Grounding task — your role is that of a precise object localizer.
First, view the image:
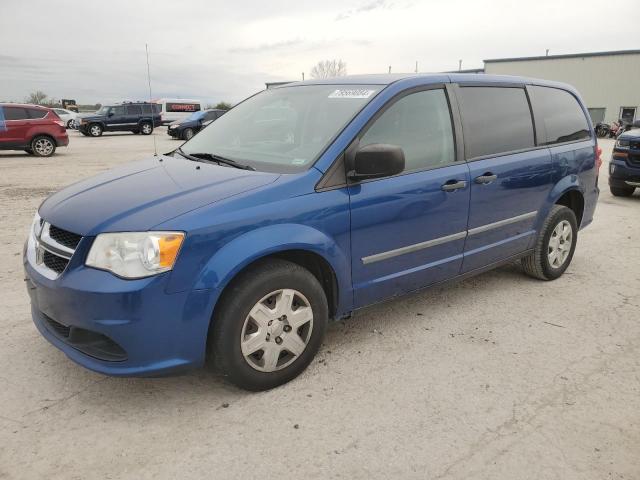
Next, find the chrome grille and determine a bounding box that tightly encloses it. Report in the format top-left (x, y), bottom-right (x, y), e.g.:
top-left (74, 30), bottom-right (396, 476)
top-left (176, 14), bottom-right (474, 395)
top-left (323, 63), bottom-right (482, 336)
top-left (48, 225), bottom-right (82, 249)
top-left (29, 221), bottom-right (81, 278)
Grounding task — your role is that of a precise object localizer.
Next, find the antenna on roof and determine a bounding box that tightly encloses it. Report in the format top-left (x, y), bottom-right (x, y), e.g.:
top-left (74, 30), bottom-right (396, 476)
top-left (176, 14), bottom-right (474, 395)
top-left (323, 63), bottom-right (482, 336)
top-left (145, 43), bottom-right (158, 157)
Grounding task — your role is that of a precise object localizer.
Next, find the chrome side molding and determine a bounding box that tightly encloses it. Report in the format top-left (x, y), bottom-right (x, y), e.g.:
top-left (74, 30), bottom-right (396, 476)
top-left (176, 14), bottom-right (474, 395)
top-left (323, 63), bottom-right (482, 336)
top-left (362, 211), bottom-right (538, 265)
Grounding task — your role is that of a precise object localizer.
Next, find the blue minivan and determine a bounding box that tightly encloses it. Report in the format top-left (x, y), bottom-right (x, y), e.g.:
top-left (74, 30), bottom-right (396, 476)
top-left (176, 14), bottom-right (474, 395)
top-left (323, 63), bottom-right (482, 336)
top-left (24, 74), bottom-right (600, 390)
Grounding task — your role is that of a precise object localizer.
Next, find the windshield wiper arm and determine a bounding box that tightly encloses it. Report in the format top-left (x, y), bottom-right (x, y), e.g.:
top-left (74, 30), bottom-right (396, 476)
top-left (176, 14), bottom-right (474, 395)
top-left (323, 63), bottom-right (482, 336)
top-left (175, 148), bottom-right (254, 170)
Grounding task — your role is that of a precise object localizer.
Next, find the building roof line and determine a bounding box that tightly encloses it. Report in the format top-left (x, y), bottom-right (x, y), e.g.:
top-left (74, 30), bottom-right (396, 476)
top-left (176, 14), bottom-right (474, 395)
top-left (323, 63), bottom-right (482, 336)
top-left (484, 49), bottom-right (640, 63)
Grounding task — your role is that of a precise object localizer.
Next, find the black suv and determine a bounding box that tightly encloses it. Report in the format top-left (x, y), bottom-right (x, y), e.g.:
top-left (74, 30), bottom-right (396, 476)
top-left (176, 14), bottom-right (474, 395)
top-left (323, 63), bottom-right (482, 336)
top-left (78, 102), bottom-right (161, 137)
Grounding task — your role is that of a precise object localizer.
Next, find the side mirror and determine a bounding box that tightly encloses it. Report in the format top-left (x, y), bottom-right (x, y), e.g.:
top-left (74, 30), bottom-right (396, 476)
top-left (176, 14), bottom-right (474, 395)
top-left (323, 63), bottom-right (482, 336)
top-left (348, 143), bottom-right (405, 180)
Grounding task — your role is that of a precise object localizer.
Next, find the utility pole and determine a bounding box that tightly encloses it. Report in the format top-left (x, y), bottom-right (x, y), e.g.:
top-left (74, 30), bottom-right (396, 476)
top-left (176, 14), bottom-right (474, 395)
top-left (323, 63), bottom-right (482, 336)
top-left (388, 65), bottom-right (391, 73)
top-left (302, 72), bottom-right (305, 81)
top-left (458, 59), bottom-right (462, 71)
top-left (546, 49), bottom-right (549, 56)
top-left (415, 61), bottom-right (418, 73)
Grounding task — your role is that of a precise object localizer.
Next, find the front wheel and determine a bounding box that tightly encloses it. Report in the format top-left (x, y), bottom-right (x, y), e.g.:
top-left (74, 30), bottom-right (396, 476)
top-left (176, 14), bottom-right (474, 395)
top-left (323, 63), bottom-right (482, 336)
top-left (182, 128), bottom-right (194, 141)
top-left (521, 205), bottom-right (577, 280)
top-left (210, 259), bottom-right (328, 391)
top-left (610, 185), bottom-right (635, 197)
top-left (88, 123), bottom-right (103, 137)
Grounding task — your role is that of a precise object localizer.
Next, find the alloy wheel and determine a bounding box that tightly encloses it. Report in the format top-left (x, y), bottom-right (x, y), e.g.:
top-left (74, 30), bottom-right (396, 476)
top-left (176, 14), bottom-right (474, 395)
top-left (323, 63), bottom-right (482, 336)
top-left (548, 220), bottom-right (572, 268)
top-left (33, 138), bottom-right (54, 156)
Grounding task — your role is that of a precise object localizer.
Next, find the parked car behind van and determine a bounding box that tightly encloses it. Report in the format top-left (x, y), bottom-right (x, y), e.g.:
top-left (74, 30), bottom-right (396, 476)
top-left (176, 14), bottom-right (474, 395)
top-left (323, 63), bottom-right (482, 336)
top-left (77, 102), bottom-right (161, 137)
top-left (0, 104), bottom-right (68, 156)
top-left (24, 74), bottom-right (599, 390)
top-left (167, 109), bottom-right (226, 140)
top-left (155, 98), bottom-right (202, 125)
top-left (52, 108), bottom-right (78, 129)
top-left (609, 128), bottom-right (640, 196)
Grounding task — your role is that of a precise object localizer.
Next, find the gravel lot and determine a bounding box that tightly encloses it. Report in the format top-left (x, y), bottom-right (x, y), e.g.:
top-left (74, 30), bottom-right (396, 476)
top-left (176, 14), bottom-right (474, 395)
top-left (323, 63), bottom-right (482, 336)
top-left (1, 132), bottom-right (639, 479)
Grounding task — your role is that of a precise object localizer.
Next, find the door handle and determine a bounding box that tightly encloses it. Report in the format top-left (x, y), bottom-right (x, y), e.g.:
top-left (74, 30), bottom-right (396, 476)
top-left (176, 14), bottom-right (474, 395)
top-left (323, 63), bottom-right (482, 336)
top-left (441, 180), bottom-right (467, 192)
top-left (474, 172), bottom-right (497, 184)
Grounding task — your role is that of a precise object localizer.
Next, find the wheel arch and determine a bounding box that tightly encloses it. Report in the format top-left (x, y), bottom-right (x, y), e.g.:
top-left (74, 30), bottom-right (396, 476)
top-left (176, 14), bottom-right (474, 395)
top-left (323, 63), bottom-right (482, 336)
top-left (194, 224), bottom-right (352, 328)
top-left (544, 176), bottom-right (586, 229)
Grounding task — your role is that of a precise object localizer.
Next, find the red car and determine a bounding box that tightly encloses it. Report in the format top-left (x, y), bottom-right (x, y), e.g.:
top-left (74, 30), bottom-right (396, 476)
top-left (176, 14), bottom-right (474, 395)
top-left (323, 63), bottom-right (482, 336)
top-left (0, 104), bottom-right (69, 157)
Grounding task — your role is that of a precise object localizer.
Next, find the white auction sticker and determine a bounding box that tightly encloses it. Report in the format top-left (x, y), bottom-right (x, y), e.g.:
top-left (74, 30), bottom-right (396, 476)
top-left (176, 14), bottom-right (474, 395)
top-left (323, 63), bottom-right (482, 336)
top-left (328, 89), bottom-right (376, 99)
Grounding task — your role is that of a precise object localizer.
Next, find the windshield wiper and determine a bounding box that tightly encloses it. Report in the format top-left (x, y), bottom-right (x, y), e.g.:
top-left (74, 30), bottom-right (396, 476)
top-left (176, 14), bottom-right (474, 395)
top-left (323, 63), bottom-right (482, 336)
top-left (175, 147), bottom-right (255, 170)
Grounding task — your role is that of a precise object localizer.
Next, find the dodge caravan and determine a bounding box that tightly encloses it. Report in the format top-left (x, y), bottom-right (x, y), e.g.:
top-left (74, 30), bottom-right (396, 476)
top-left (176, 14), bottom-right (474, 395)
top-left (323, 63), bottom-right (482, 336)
top-left (24, 74), bottom-right (600, 390)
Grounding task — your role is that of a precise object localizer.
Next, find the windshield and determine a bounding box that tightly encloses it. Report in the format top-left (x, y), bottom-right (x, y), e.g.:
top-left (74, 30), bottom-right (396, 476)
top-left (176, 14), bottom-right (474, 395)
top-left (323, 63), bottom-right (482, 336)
top-left (181, 85), bottom-right (381, 173)
top-left (183, 111), bottom-right (205, 122)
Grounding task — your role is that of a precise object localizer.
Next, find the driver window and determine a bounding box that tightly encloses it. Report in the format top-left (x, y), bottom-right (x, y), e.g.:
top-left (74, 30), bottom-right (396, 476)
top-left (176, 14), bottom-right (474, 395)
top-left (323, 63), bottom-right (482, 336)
top-left (111, 106), bottom-right (125, 116)
top-left (360, 89), bottom-right (455, 171)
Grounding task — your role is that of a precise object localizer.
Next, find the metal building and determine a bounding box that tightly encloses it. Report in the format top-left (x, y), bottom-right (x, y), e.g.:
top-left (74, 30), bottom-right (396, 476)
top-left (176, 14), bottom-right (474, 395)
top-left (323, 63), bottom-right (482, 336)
top-left (483, 49), bottom-right (640, 125)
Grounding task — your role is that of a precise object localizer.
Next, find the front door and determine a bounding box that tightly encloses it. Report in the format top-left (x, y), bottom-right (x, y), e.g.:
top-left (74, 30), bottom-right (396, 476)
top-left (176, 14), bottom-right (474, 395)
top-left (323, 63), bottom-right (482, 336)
top-left (105, 105), bottom-right (126, 131)
top-left (349, 88), bottom-right (470, 307)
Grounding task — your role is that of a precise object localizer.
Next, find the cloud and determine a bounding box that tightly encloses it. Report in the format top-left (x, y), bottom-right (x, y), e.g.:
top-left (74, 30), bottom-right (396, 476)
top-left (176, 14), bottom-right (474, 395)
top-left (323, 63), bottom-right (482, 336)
top-left (336, 0), bottom-right (390, 20)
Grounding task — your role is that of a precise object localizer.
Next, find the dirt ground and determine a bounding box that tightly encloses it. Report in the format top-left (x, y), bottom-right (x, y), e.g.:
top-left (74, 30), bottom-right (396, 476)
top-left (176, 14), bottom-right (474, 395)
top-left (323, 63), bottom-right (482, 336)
top-left (1, 132), bottom-right (639, 480)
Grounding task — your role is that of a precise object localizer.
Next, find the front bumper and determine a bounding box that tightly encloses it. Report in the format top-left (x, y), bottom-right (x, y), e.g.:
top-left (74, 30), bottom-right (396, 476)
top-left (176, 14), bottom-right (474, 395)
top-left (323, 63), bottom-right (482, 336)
top-left (609, 158), bottom-right (640, 188)
top-left (23, 237), bottom-right (213, 377)
top-left (167, 127), bottom-right (181, 138)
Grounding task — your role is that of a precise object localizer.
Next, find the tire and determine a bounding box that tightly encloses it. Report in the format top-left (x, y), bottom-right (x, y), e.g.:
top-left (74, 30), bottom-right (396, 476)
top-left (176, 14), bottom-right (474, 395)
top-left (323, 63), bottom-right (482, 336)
top-left (88, 123), bottom-right (103, 137)
top-left (610, 185), bottom-right (635, 197)
top-left (182, 128), bottom-right (194, 141)
top-left (210, 259), bottom-right (328, 391)
top-left (140, 122), bottom-right (153, 135)
top-left (521, 205), bottom-right (578, 281)
top-left (66, 119), bottom-right (74, 129)
top-left (30, 136), bottom-right (56, 157)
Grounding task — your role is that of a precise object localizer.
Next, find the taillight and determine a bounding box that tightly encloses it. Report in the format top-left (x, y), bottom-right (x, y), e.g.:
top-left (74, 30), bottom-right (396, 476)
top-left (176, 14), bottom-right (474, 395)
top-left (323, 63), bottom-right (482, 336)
top-left (595, 145), bottom-right (602, 171)
top-left (54, 120), bottom-right (65, 127)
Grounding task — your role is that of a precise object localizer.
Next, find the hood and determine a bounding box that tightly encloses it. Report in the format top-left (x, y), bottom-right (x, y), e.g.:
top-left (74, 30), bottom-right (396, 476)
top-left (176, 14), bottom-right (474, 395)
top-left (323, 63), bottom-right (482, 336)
top-left (39, 155), bottom-right (280, 235)
top-left (620, 128), bottom-right (640, 140)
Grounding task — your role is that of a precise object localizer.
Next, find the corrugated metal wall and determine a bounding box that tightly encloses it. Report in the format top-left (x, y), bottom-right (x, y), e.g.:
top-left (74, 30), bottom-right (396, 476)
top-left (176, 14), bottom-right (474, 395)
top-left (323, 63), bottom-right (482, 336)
top-left (485, 53), bottom-right (640, 125)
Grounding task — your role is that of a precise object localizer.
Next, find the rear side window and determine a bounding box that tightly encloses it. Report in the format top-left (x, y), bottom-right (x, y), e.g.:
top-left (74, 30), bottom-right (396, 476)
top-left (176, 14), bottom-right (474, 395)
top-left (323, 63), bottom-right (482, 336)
top-left (126, 105), bottom-right (143, 115)
top-left (529, 86), bottom-right (591, 145)
top-left (3, 107), bottom-right (30, 120)
top-left (359, 89), bottom-right (455, 171)
top-left (28, 109), bottom-right (47, 119)
top-left (458, 87), bottom-right (534, 159)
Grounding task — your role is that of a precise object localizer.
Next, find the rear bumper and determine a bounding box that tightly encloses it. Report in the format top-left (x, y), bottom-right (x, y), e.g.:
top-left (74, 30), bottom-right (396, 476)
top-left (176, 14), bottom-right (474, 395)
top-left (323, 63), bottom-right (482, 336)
top-left (24, 244), bottom-right (214, 377)
top-left (56, 135), bottom-right (69, 147)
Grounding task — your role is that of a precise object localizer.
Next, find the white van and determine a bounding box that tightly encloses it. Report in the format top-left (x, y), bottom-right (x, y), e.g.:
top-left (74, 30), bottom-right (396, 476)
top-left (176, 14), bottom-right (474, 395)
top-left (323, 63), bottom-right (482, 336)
top-left (154, 98), bottom-right (202, 124)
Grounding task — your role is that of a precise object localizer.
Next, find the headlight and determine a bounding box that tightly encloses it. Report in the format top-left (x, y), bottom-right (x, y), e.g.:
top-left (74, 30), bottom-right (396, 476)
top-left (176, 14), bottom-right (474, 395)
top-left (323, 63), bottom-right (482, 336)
top-left (616, 139), bottom-right (630, 148)
top-left (169, 125), bottom-right (177, 129)
top-left (31, 211), bottom-right (43, 237)
top-left (86, 231), bottom-right (185, 279)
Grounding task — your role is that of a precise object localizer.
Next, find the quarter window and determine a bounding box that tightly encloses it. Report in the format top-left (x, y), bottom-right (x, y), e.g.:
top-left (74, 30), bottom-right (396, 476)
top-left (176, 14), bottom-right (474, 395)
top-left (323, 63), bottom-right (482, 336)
top-left (28, 109), bottom-right (47, 119)
top-left (529, 86), bottom-right (591, 145)
top-left (458, 87), bottom-right (535, 158)
top-left (359, 89), bottom-right (455, 171)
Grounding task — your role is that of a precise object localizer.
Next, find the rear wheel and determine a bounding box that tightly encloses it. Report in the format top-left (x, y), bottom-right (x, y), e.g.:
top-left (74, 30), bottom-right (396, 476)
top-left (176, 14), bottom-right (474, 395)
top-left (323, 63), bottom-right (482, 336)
top-left (182, 128), bottom-right (194, 141)
top-left (88, 123), bottom-right (103, 137)
top-left (610, 185), bottom-right (635, 197)
top-left (521, 205), bottom-right (577, 281)
top-left (140, 122), bottom-right (153, 135)
top-left (66, 119), bottom-right (74, 129)
top-left (210, 259), bottom-right (328, 391)
top-left (30, 136), bottom-right (56, 157)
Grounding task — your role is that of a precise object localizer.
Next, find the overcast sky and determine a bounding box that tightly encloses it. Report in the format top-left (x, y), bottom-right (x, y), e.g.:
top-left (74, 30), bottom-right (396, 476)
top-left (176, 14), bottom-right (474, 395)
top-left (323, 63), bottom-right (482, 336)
top-left (0, 0), bottom-right (635, 105)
